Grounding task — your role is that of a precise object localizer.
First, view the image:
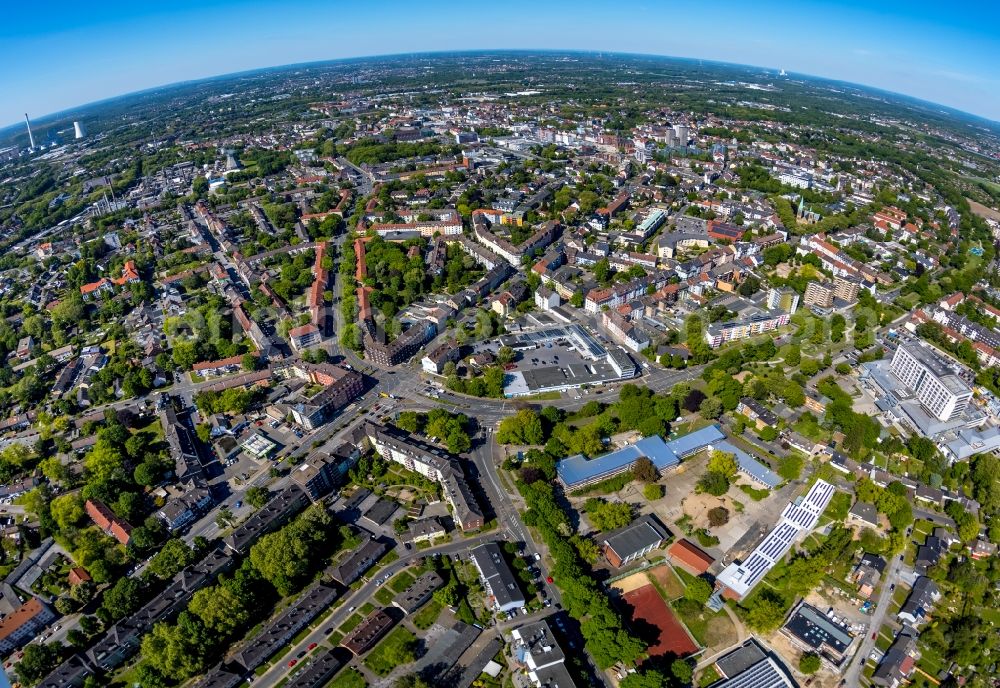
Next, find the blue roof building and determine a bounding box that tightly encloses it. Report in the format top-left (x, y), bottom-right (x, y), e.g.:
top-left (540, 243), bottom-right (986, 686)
top-left (557, 424), bottom-right (727, 489)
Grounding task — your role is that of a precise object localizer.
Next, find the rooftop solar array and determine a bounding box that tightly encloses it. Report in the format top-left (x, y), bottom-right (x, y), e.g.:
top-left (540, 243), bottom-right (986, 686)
top-left (717, 480), bottom-right (835, 598)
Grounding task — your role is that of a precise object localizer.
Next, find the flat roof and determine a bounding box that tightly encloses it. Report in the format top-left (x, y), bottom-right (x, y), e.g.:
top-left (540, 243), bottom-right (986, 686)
top-left (783, 602), bottom-right (853, 655)
top-left (717, 480), bottom-right (835, 598)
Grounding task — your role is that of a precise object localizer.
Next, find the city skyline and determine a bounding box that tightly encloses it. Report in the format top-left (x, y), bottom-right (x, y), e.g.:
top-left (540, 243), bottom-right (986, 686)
top-left (2, 0), bottom-right (999, 127)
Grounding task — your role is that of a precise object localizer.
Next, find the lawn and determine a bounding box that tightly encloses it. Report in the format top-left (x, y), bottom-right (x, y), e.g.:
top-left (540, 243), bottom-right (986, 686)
top-left (648, 564), bottom-right (685, 600)
top-left (339, 612), bottom-right (363, 634)
top-left (363, 627), bottom-right (417, 676)
top-left (671, 598), bottom-right (737, 648)
top-left (739, 484), bottom-right (769, 501)
top-left (412, 597), bottom-right (443, 630)
top-left (697, 665), bottom-right (722, 687)
top-left (389, 570), bottom-right (416, 593)
top-left (326, 667), bottom-right (367, 688)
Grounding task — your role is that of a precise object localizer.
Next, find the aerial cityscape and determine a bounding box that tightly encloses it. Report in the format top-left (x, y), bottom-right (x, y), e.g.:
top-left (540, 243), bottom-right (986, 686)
top-left (0, 4), bottom-right (1000, 688)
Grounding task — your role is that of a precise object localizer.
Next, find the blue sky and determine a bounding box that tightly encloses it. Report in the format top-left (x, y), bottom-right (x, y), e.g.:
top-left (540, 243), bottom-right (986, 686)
top-left (2, 0), bottom-right (999, 126)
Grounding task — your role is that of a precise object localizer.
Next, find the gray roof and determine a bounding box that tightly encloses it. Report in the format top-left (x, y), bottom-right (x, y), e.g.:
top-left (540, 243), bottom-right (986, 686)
top-left (602, 514), bottom-right (669, 560)
top-left (470, 542), bottom-right (525, 611)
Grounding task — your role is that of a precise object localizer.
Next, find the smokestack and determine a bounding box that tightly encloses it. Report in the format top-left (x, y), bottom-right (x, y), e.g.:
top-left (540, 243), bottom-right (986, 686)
top-left (24, 113), bottom-right (36, 150)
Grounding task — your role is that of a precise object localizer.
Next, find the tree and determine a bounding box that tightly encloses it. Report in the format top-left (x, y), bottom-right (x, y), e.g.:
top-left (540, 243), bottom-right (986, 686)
top-left (497, 346), bottom-right (515, 365)
top-left (189, 584), bottom-right (249, 636)
top-left (631, 457), bottom-right (658, 483)
top-left (699, 396), bottom-right (723, 419)
top-left (496, 409), bottom-right (545, 445)
top-left (245, 486), bottom-right (270, 509)
top-left (672, 658), bottom-right (694, 684)
top-left (707, 506), bottom-right (730, 527)
top-left (50, 493), bottom-right (85, 532)
top-left (586, 499), bottom-right (633, 531)
top-left (15, 643), bottom-right (59, 685)
top-left (799, 653), bottom-right (821, 674)
top-left (241, 353), bottom-right (259, 371)
top-left (102, 577), bottom-right (145, 621)
top-left (395, 675), bottom-right (432, 688)
top-left (620, 669), bottom-right (671, 688)
top-left (744, 590), bottom-right (787, 632)
top-left (140, 613), bottom-right (208, 679)
top-left (148, 539), bottom-right (195, 579)
top-left (697, 471), bottom-right (730, 496)
top-left (643, 483), bottom-right (663, 500)
top-left (684, 577), bottom-right (714, 604)
top-left (708, 450), bottom-right (738, 479)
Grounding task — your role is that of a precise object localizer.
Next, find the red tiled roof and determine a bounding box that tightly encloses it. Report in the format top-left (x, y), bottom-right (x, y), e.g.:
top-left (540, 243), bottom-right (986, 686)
top-left (667, 539), bottom-right (714, 574)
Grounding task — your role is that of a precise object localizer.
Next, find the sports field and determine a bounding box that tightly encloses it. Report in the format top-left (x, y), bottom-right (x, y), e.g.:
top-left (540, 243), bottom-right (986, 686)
top-left (622, 583), bottom-right (699, 658)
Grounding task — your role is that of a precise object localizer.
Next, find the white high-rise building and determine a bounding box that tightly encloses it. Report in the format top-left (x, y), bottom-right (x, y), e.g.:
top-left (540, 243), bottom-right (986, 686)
top-left (73, 121), bottom-right (86, 139)
top-left (890, 344), bottom-right (971, 422)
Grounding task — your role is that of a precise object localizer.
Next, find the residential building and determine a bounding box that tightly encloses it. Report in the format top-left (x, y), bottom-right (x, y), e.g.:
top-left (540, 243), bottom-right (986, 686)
top-left (0, 597), bottom-right (55, 654)
top-left (233, 583), bottom-right (339, 672)
top-left (599, 309), bottom-right (650, 353)
top-left (469, 542), bottom-right (525, 613)
top-left (833, 275), bottom-right (860, 302)
top-left (804, 281), bottom-right (834, 308)
top-left (362, 423), bottom-right (483, 530)
top-left (601, 514), bottom-right (669, 568)
top-left (157, 488), bottom-right (213, 532)
top-left (275, 362), bottom-right (364, 430)
top-left (290, 444), bottom-right (360, 500)
top-left (288, 324), bottom-right (322, 351)
top-left (534, 285), bottom-right (560, 311)
top-left (392, 571), bottom-right (444, 615)
top-left (872, 626), bottom-right (918, 688)
top-left (766, 287), bottom-right (799, 314)
top-left (851, 553), bottom-right (886, 599)
top-left (736, 397), bottom-right (778, 430)
top-left (704, 311), bottom-right (791, 348)
top-left (85, 499), bottom-right (132, 546)
top-left (510, 620), bottom-right (577, 688)
top-left (329, 536), bottom-right (388, 586)
top-left (421, 341), bottom-right (460, 374)
top-left (223, 485), bottom-right (309, 554)
top-left (897, 576), bottom-right (941, 625)
top-left (341, 609), bottom-right (395, 655)
top-left (847, 501), bottom-right (880, 529)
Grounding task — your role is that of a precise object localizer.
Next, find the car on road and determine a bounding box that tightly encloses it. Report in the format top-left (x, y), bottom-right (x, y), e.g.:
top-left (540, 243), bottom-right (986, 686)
top-left (288, 659), bottom-right (297, 668)
top-left (296, 650), bottom-right (306, 659)
top-left (348, 606), bottom-right (356, 612)
top-left (889, 583), bottom-right (895, 591)
top-left (872, 632), bottom-right (877, 639)
top-left (546, 576), bottom-right (553, 583)
top-left (323, 626), bottom-right (334, 635)
top-left (308, 643), bottom-right (317, 651)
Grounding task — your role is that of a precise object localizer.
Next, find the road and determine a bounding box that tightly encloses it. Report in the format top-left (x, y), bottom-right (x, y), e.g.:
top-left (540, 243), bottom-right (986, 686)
top-left (842, 554), bottom-right (904, 687)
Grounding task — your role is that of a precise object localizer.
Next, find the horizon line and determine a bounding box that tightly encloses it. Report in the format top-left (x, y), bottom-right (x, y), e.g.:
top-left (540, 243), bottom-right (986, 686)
top-left (4, 48), bottom-right (999, 133)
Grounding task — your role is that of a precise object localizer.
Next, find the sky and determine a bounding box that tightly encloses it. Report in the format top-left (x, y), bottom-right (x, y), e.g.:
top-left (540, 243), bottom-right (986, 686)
top-left (2, 0), bottom-right (999, 127)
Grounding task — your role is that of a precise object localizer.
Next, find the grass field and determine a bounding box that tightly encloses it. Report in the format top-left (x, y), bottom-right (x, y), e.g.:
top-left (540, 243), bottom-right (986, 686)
top-left (363, 627), bottom-right (417, 676)
top-left (412, 597), bottom-right (443, 630)
top-left (326, 667), bottom-right (367, 688)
